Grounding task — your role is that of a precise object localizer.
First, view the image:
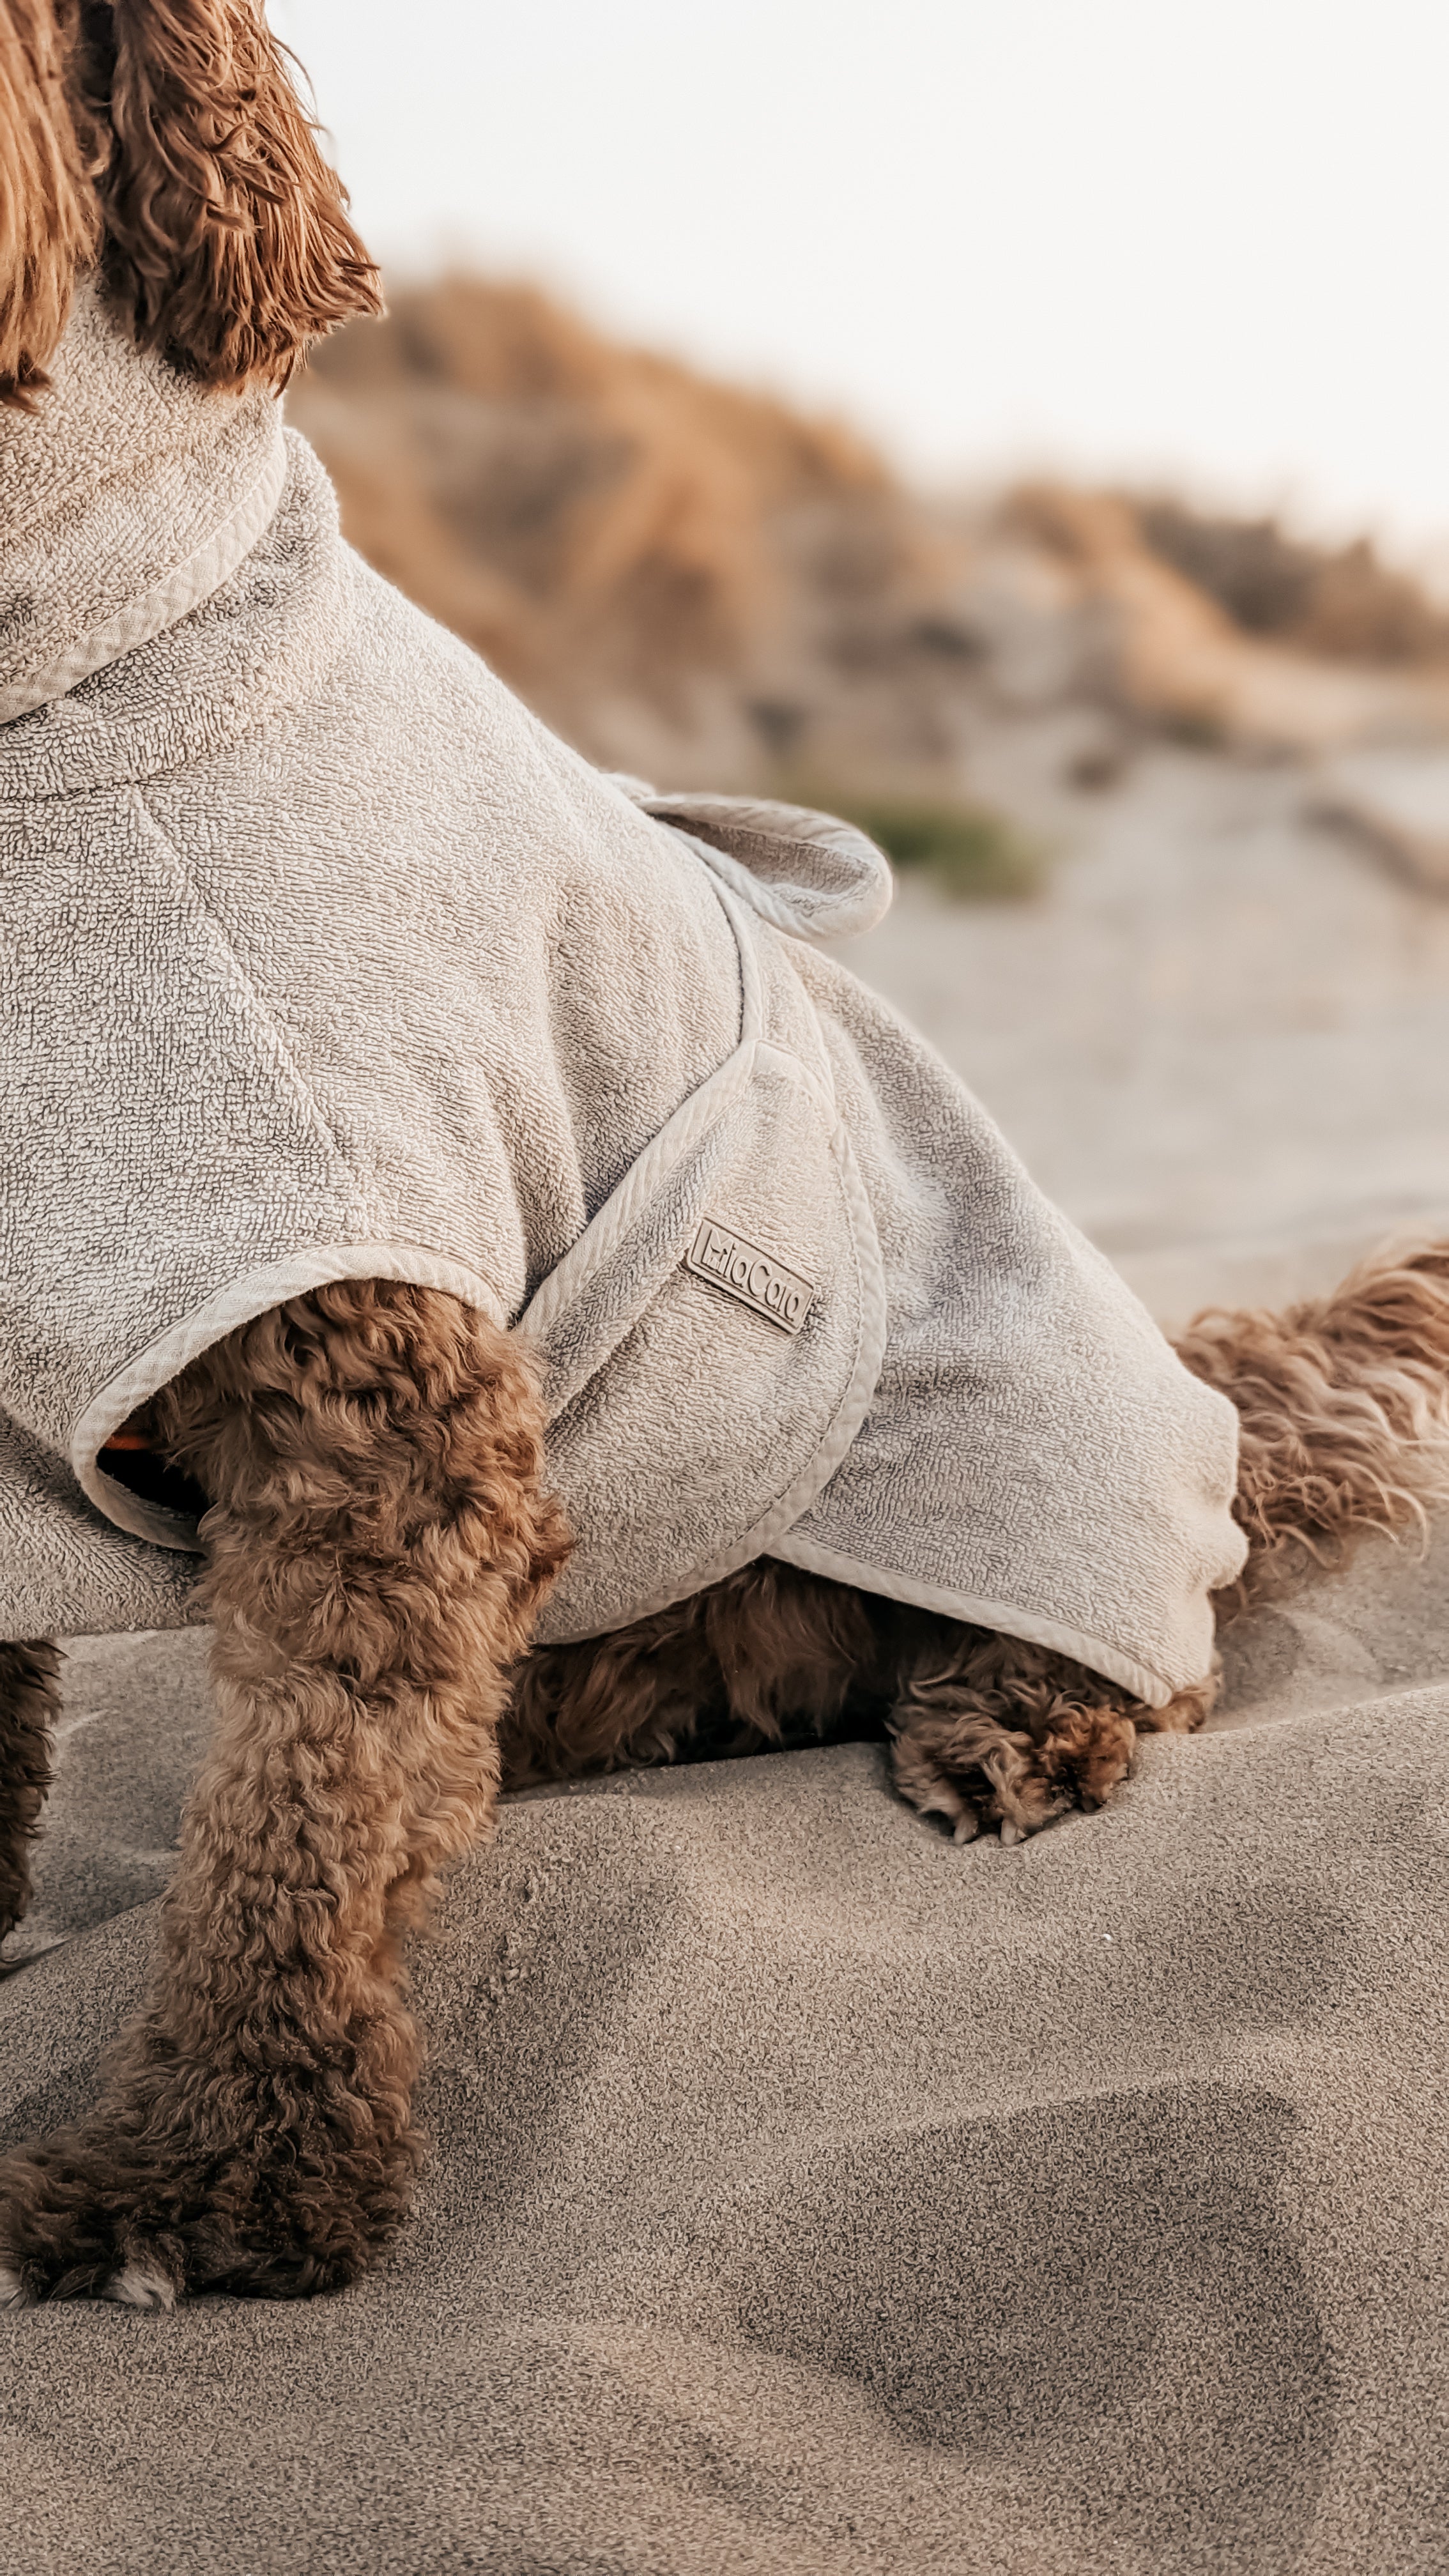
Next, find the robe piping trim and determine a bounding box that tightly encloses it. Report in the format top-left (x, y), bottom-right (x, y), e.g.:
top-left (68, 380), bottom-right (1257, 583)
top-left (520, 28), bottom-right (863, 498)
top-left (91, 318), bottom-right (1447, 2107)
top-left (70, 1241), bottom-right (509, 1551)
top-left (0, 424), bottom-right (288, 726)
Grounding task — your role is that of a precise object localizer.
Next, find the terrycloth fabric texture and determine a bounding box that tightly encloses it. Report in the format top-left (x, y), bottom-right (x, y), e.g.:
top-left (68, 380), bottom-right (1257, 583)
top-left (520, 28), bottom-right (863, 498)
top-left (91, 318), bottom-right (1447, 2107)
top-left (4, 1528), bottom-right (1448, 2574)
top-left (620, 784), bottom-right (895, 941)
top-left (0, 293), bottom-right (1245, 1698)
top-left (0, 282), bottom-right (285, 724)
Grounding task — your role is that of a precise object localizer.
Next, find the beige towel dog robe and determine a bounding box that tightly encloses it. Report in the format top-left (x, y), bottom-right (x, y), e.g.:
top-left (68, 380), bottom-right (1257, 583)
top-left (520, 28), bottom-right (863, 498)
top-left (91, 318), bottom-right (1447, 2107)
top-left (0, 289), bottom-right (1245, 1703)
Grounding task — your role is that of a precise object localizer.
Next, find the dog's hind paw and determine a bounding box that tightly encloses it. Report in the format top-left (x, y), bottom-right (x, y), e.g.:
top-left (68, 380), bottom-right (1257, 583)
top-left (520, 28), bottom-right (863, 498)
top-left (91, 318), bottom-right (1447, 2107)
top-left (889, 1751), bottom-right (984, 1843)
top-left (889, 1715), bottom-right (1067, 1843)
top-left (0, 2261), bottom-right (29, 2308)
top-left (889, 1698), bottom-right (1138, 1843)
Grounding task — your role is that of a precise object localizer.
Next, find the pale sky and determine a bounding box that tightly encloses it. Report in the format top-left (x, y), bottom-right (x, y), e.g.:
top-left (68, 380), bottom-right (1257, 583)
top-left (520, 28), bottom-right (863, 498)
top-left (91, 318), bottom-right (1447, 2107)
top-left (276, 0), bottom-right (1449, 555)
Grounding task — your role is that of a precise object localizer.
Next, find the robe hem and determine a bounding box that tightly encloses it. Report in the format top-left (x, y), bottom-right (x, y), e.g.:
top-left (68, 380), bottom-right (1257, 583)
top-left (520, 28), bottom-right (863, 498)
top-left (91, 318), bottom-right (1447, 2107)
top-left (767, 1534), bottom-right (1180, 1708)
top-left (71, 1242), bottom-right (510, 1551)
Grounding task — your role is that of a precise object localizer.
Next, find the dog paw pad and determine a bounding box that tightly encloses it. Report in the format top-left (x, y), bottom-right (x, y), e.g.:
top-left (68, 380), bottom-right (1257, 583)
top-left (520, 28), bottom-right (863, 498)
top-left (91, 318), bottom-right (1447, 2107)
top-left (0, 2263), bottom-right (31, 2309)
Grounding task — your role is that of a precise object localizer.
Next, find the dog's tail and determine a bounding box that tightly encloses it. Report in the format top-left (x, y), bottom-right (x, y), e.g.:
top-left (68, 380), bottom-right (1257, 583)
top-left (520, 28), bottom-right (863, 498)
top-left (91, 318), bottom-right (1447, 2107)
top-left (1174, 1241), bottom-right (1449, 1620)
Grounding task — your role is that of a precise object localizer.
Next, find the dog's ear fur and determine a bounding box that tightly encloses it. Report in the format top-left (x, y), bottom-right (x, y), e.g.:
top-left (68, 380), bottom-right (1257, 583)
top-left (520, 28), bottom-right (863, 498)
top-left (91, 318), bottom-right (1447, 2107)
top-left (0, 0), bottom-right (101, 408)
top-left (0, 0), bottom-right (380, 408)
top-left (86, 0), bottom-right (381, 388)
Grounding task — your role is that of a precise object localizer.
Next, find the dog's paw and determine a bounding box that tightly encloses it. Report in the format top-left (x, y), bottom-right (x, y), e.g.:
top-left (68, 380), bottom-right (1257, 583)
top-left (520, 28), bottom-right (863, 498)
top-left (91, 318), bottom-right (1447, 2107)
top-left (0, 2169), bottom-right (171, 2310)
top-left (889, 1702), bottom-right (1137, 1843)
top-left (1035, 1703), bottom-right (1138, 1811)
top-left (0, 2122), bottom-right (415, 2306)
top-left (1, 2253), bottom-right (180, 2312)
top-left (890, 1719), bottom-right (1061, 1843)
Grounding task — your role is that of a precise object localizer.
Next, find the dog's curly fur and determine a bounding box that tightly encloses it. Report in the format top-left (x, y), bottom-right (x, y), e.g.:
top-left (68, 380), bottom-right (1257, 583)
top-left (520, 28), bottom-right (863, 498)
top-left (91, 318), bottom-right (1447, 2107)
top-left (1, 1283), bottom-right (569, 2303)
top-left (0, 1641), bottom-right (59, 1954)
top-left (6, 3), bottom-right (1449, 2306)
top-left (1177, 1243), bottom-right (1449, 1614)
top-left (0, 0), bottom-right (379, 407)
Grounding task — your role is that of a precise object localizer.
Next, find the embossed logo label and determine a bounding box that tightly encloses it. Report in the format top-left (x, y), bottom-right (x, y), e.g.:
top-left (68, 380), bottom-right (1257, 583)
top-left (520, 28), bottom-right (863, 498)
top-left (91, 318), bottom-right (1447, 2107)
top-left (684, 1219), bottom-right (815, 1334)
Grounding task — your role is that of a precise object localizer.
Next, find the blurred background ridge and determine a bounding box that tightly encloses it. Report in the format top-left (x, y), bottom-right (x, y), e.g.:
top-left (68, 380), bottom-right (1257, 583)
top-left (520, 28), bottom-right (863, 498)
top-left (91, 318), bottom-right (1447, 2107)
top-left (289, 275), bottom-right (1449, 1321)
top-left (292, 278), bottom-right (1449, 800)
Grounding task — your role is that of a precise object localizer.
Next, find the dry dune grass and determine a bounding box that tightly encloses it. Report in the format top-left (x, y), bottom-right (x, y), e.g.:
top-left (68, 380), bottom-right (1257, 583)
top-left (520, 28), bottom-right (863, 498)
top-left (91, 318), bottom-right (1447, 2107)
top-left (290, 277), bottom-right (1449, 792)
top-left (1133, 495), bottom-right (1449, 666)
top-left (1006, 480), bottom-right (1449, 752)
top-left (289, 275), bottom-right (956, 783)
top-left (1009, 482), bottom-right (1449, 673)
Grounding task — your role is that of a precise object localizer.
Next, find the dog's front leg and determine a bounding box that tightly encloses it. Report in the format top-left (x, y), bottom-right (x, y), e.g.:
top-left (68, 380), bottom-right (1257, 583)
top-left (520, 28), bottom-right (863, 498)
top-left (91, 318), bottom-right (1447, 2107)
top-left (0, 1643), bottom-right (60, 1959)
top-left (0, 1284), bottom-right (569, 2308)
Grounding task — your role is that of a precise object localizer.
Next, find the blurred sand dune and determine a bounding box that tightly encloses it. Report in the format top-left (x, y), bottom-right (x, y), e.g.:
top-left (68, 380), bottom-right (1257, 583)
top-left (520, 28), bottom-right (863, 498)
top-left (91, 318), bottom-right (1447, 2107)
top-left (291, 278), bottom-right (1449, 785)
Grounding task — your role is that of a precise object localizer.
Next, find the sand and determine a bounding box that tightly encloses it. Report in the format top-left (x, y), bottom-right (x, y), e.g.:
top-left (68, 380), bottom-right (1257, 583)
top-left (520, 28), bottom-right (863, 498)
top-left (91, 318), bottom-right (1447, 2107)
top-left (3, 1514), bottom-right (1448, 2576)
top-left (836, 730), bottom-right (1449, 1328)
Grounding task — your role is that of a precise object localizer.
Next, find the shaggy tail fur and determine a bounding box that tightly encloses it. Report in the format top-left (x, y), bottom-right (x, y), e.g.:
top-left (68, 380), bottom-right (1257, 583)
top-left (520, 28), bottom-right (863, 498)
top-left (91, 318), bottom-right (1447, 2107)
top-left (1176, 1239), bottom-right (1449, 1620)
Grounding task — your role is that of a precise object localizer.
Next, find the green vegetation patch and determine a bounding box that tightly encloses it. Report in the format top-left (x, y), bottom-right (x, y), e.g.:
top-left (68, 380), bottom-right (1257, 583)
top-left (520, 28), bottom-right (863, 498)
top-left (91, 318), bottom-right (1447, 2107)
top-left (817, 791), bottom-right (1046, 902)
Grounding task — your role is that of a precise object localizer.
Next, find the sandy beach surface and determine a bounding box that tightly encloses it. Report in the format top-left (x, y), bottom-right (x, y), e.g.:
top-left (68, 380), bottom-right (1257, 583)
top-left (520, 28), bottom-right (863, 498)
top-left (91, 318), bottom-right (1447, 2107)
top-left (836, 728), bottom-right (1449, 1327)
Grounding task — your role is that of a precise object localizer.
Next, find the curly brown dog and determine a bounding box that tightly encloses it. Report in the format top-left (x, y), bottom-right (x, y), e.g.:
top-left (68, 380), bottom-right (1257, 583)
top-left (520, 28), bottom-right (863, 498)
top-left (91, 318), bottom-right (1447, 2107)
top-left (3, 2), bottom-right (1449, 2311)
